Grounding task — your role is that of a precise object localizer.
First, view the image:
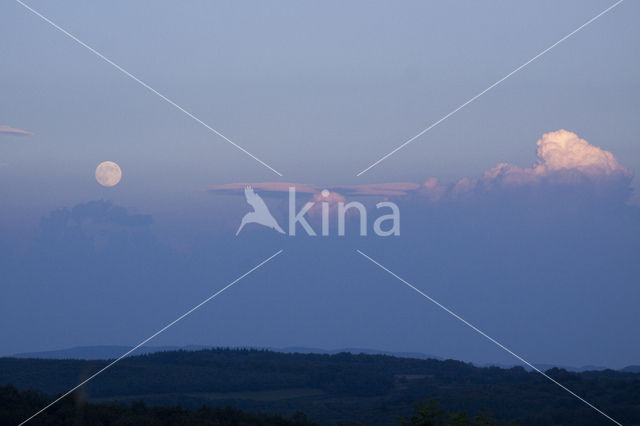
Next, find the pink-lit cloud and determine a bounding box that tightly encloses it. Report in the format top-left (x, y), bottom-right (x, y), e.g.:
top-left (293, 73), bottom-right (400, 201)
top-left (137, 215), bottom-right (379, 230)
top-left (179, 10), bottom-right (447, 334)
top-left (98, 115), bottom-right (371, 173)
top-left (209, 130), bottom-right (633, 203)
top-left (210, 182), bottom-right (317, 194)
top-left (306, 190), bottom-right (348, 217)
top-left (330, 182), bottom-right (420, 196)
top-left (535, 130), bottom-right (629, 177)
top-left (209, 182), bottom-right (420, 198)
top-left (448, 130), bottom-right (632, 196)
top-left (0, 125), bottom-right (33, 137)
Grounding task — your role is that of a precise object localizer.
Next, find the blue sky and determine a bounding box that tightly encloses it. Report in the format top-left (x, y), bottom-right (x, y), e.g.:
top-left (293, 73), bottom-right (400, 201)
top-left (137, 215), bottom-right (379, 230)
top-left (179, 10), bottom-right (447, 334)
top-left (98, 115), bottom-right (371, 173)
top-left (1, 0), bottom-right (639, 368)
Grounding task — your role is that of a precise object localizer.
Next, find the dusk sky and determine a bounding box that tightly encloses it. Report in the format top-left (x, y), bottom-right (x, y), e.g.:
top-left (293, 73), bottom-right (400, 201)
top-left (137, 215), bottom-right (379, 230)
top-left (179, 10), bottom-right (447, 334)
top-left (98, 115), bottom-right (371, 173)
top-left (2, 0), bottom-right (640, 370)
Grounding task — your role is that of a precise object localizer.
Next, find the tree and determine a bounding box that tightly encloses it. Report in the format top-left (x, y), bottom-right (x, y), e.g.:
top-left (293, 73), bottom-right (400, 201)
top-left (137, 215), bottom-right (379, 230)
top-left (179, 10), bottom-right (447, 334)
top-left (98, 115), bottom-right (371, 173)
top-left (399, 401), bottom-right (498, 426)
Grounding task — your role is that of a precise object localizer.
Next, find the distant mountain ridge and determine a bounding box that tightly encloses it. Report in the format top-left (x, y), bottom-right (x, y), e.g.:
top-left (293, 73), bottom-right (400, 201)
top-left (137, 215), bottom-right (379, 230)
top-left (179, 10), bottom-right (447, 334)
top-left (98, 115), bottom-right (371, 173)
top-left (10, 345), bottom-right (622, 372)
top-left (12, 345), bottom-right (205, 360)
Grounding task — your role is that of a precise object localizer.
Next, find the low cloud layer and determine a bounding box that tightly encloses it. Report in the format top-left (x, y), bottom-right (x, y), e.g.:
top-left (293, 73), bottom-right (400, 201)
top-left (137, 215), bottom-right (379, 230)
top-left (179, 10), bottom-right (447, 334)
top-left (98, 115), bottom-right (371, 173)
top-left (0, 125), bottom-right (33, 136)
top-left (36, 200), bottom-right (154, 255)
top-left (209, 181), bottom-right (419, 197)
top-left (210, 182), bottom-right (317, 195)
top-left (210, 130), bottom-right (634, 204)
top-left (67, 200), bottom-right (152, 227)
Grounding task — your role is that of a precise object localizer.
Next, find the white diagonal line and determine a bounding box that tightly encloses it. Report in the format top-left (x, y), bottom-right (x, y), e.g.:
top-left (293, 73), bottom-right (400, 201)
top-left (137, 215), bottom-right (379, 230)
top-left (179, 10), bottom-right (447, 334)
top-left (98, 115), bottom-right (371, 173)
top-left (356, 249), bottom-right (622, 426)
top-left (15, 0), bottom-right (283, 177)
top-left (19, 249), bottom-right (284, 426)
top-left (356, 0), bottom-right (624, 176)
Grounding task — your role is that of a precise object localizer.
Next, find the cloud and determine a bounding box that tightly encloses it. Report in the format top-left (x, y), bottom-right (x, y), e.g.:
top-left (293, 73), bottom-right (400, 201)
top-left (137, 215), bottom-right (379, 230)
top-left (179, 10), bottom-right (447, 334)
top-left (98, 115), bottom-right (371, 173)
top-left (38, 200), bottom-right (151, 241)
top-left (210, 182), bottom-right (401, 221)
top-left (446, 130), bottom-right (633, 198)
top-left (36, 200), bottom-right (153, 254)
top-left (69, 200), bottom-right (152, 227)
top-left (330, 183), bottom-right (420, 196)
top-left (209, 130), bottom-right (633, 204)
top-left (536, 130), bottom-right (628, 174)
top-left (307, 190), bottom-right (348, 217)
top-left (209, 182), bottom-right (420, 198)
top-left (208, 182), bottom-right (417, 219)
top-left (484, 129), bottom-right (631, 184)
top-left (0, 125), bottom-right (33, 137)
top-left (210, 182), bottom-right (317, 195)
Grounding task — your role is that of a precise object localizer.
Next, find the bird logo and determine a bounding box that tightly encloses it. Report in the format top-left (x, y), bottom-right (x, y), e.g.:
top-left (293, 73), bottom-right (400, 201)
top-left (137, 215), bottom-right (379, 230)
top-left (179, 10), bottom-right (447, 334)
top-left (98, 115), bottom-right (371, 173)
top-left (236, 186), bottom-right (285, 235)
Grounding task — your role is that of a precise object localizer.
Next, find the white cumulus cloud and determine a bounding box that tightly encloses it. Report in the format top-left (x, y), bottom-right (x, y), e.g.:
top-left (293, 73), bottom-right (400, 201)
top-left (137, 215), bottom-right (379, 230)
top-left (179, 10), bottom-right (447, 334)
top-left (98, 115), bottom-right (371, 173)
top-left (450, 130), bottom-right (632, 195)
top-left (534, 129), bottom-right (629, 177)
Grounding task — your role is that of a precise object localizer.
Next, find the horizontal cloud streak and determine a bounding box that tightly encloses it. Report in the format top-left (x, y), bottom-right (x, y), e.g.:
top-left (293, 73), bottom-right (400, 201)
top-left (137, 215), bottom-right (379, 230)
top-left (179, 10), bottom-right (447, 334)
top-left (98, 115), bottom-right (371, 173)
top-left (0, 125), bottom-right (33, 136)
top-left (331, 183), bottom-right (420, 196)
top-left (210, 182), bottom-right (317, 195)
top-left (209, 182), bottom-right (419, 199)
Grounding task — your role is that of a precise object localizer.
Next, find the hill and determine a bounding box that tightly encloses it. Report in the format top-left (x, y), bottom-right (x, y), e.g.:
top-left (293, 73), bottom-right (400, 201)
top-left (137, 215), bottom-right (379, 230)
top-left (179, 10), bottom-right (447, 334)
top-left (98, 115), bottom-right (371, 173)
top-left (1, 348), bottom-right (639, 425)
top-left (9, 345), bottom-right (442, 363)
top-left (0, 384), bottom-right (320, 426)
top-left (11, 345), bottom-right (617, 373)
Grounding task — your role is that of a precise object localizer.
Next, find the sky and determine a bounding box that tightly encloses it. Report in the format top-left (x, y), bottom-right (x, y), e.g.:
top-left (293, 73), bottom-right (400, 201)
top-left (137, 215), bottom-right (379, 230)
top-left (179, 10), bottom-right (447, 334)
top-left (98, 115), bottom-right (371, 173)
top-left (1, 0), bottom-right (639, 369)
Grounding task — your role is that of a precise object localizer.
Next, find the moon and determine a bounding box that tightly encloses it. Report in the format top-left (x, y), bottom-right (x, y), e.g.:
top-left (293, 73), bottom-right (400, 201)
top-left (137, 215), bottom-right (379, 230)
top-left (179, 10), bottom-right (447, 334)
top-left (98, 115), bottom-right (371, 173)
top-left (95, 161), bottom-right (122, 187)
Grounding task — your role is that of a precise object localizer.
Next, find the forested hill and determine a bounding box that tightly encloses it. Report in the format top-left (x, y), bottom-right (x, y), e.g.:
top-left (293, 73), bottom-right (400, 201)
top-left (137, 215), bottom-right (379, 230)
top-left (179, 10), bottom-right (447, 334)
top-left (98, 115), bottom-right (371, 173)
top-left (1, 348), bottom-right (639, 425)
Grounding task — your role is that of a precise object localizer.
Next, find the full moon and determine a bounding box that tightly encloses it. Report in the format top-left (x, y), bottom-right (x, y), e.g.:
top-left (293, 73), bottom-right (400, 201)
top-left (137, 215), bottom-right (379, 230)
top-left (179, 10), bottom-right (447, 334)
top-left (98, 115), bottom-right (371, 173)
top-left (95, 161), bottom-right (122, 187)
